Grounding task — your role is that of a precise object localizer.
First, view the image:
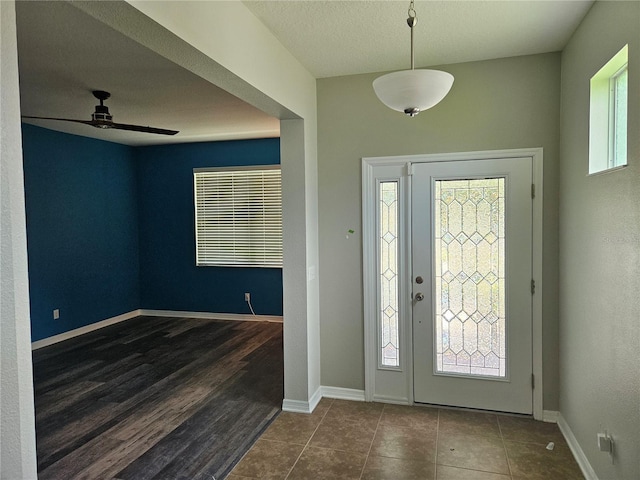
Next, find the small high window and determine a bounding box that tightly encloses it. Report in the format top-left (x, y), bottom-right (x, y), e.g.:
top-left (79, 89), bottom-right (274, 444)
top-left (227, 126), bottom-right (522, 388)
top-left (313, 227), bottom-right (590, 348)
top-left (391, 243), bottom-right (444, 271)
top-left (589, 45), bottom-right (628, 174)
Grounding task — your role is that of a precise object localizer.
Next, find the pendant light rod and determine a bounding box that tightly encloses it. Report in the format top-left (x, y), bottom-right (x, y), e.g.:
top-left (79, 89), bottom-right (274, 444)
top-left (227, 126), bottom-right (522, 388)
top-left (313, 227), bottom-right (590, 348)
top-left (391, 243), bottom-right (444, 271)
top-left (408, 0), bottom-right (417, 70)
top-left (372, 0), bottom-right (454, 117)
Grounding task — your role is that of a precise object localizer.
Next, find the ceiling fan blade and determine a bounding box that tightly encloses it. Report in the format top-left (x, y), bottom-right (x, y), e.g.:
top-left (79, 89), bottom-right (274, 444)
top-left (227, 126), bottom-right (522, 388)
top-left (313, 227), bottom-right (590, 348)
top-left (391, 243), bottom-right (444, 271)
top-left (110, 122), bottom-right (179, 136)
top-left (23, 91), bottom-right (179, 136)
top-left (21, 115), bottom-right (94, 126)
top-left (22, 116), bottom-right (178, 136)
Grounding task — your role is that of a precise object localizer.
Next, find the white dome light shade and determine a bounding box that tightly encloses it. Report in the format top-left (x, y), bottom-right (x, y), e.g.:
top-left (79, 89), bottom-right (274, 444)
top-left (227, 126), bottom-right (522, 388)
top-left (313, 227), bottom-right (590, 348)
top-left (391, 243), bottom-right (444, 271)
top-left (373, 69), bottom-right (454, 116)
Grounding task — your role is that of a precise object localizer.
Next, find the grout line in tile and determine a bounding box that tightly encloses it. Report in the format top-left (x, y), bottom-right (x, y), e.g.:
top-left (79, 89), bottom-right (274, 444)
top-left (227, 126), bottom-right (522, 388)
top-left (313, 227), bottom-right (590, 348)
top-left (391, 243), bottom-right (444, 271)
top-left (434, 464), bottom-right (514, 478)
top-left (497, 409), bottom-right (514, 478)
top-left (289, 442), bottom-right (376, 459)
top-left (434, 408), bottom-right (441, 479)
top-left (503, 437), bottom-right (568, 447)
top-left (283, 401), bottom-right (331, 480)
top-left (357, 403), bottom-right (384, 479)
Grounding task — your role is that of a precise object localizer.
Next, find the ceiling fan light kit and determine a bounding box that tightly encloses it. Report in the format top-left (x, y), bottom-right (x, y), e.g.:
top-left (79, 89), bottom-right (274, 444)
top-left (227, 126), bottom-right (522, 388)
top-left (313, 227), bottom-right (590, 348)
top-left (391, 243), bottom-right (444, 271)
top-left (373, 0), bottom-right (454, 116)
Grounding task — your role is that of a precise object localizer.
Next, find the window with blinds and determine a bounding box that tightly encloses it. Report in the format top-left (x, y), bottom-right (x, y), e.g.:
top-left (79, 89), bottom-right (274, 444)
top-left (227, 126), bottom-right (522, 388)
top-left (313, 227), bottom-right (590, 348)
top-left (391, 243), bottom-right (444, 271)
top-left (194, 166), bottom-right (282, 268)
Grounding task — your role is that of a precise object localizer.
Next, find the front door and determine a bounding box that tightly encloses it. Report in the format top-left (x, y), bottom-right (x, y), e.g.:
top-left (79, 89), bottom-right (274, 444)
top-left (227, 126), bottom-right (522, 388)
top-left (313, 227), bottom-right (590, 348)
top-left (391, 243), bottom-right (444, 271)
top-left (411, 157), bottom-right (533, 413)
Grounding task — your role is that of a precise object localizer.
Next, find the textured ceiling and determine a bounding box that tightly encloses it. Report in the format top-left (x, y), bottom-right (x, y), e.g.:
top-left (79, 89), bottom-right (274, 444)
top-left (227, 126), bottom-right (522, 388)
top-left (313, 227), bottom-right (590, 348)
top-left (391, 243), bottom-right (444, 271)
top-left (16, 1), bottom-right (594, 146)
top-left (16, 1), bottom-right (280, 146)
top-left (244, 0), bottom-right (594, 78)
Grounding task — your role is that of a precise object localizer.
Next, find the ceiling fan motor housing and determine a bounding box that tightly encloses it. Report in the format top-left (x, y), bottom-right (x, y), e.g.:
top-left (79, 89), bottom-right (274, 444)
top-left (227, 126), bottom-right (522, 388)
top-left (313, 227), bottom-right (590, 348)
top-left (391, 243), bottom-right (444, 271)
top-left (91, 90), bottom-right (113, 127)
top-left (92, 104), bottom-right (113, 125)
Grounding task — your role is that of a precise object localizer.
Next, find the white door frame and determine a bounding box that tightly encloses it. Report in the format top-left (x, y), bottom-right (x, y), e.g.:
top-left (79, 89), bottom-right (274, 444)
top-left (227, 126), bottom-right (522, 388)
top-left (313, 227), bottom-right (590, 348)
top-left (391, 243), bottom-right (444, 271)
top-left (362, 148), bottom-right (544, 420)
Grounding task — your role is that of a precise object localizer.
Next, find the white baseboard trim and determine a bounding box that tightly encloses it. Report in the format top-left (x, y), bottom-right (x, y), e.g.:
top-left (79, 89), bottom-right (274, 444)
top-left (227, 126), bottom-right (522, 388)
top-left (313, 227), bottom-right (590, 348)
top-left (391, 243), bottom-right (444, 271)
top-left (31, 309), bottom-right (142, 350)
top-left (139, 309), bottom-right (283, 323)
top-left (282, 386), bottom-right (366, 414)
top-left (542, 410), bottom-right (559, 423)
top-left (373, 394), bottom-right (410, 405)
top-left (309, 387), bottom-right (323, 412)
top-left (557, 413), bottom-right (599, 480)
top-left (32, 309), bottom-right (283, 350)
top-left (282, 398), bottom-right (313, 414)
top-left (320, 386), bottom-right (366, 402)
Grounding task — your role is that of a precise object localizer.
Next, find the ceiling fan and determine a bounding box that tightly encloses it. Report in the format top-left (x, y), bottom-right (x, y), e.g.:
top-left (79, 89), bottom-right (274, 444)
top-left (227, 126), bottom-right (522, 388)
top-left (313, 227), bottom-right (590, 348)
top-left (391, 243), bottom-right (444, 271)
top-left (21, 90), bottom-right (179, 136)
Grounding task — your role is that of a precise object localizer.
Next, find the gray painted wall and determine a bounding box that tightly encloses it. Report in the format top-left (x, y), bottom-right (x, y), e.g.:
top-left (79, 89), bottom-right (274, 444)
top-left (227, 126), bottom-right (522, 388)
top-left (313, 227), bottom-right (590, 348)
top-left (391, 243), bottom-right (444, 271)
top-left (559, 1), bottom-right (640, 478)
top-left (1, 1), bottom-right (38, 477)
top-left (317, 53), bottom-right (561, 409)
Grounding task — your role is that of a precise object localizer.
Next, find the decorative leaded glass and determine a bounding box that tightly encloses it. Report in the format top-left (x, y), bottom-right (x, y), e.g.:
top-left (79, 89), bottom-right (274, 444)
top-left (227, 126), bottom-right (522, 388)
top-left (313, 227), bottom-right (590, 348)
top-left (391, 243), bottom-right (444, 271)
top-left (434, 178), bottom-right (505, 377)
top-left (380, 181), bottom-right (399, 367)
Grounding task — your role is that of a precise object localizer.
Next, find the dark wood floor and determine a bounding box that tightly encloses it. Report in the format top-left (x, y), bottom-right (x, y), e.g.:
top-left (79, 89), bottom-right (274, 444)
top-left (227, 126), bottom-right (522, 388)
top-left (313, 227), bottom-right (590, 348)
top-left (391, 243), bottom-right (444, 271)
top-left (32, 316), bottom-right (284, 480)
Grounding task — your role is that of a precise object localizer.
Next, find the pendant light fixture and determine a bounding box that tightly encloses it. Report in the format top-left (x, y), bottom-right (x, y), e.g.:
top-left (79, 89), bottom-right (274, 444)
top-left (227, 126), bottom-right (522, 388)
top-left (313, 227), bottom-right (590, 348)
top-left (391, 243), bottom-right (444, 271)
top-left (373, 0), bottom-right (454, 116)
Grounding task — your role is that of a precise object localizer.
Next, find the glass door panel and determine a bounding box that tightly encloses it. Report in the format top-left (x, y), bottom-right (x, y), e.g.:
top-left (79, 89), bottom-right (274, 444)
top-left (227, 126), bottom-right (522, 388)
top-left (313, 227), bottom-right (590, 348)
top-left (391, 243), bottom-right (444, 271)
top-left (434, 178), bottom-right (506, 378)
top-left (380, 181), bottom-right (399, 368)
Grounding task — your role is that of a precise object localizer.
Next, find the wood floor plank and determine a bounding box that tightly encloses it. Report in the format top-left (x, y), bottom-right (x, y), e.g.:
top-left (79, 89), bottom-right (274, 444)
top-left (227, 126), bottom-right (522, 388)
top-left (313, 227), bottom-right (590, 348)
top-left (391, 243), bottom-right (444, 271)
top-left (38, 435), bottom-right (124, 480)
top-left (33, 359), bottom-right (104, 395)
top-left (117, 356), bottom-right (280, 479)
top-left (35, 380), bottom-right (105, 420)
top-left (163, 318), bottom-right (211, 338)
top-left (33, 317), bottom-right (283, 480)
top-left (152, 401), bottom-right (278, 480)
top-left (37, 400), bottom-right (123, 469)
top-left (71, 387), bottom-right (215, 480)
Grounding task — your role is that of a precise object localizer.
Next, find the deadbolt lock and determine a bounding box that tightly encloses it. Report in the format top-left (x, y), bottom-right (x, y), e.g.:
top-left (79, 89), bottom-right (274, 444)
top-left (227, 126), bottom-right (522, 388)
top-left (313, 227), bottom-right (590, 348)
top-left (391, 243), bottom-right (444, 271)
top-left (415, 276), bottom-right (424, 284)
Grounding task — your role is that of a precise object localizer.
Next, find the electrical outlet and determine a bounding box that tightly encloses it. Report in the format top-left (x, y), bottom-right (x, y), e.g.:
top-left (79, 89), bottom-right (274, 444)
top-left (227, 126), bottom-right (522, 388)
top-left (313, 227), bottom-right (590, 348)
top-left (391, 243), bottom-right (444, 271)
top-left (598, 432), bottom-right (613, 452)
top-left (597, 433), bottom-right (612, 452)
top-left (597, 430), bottom-right (615, 464)
top-left (244, 292), bottom-right (251, 302)
top-left (53, 309), bottom-right (60, 320)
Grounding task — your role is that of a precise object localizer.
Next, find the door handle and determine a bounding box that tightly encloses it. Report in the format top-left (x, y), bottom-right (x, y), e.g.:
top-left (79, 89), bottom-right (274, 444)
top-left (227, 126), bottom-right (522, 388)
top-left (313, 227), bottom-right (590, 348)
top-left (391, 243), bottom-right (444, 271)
top-left (414, 292), bottom-right (425, 301)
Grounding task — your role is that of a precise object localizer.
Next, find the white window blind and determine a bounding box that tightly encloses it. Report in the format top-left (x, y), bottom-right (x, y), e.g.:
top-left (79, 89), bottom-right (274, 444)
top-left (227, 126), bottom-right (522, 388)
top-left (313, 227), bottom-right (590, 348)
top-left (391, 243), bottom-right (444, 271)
top-left (194, 166), bottom-right (282, 268)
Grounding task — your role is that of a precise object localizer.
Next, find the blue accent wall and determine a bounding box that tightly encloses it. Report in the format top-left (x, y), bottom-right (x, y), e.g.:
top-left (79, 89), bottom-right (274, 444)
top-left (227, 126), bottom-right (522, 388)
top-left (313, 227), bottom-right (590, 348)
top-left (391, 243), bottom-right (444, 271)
top-left (22, 124), bottom-right (140, 342)
top-left (22, 126), bottom-right (282, 342)
top-left (135, 139), bottom-right (283, 316)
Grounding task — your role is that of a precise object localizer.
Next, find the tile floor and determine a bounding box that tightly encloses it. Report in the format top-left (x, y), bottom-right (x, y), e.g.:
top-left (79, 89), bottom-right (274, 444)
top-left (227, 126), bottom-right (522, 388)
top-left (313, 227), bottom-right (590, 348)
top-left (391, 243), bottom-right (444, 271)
top-left (229, 398), bottom-right (584, 480)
